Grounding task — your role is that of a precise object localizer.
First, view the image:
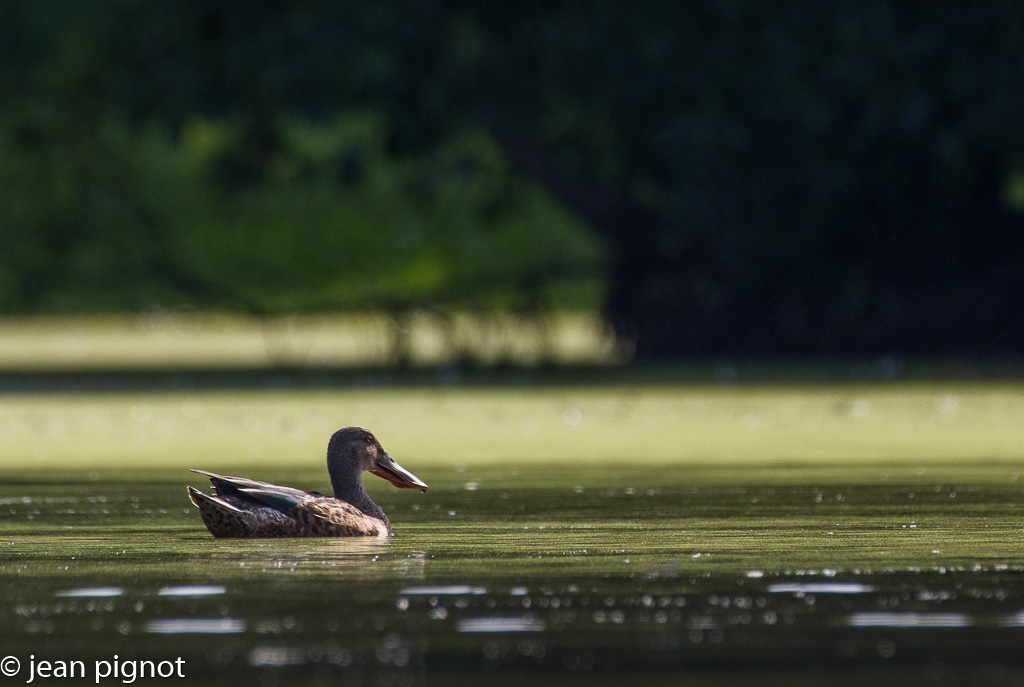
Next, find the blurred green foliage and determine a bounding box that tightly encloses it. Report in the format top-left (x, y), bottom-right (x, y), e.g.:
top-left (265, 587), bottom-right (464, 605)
top-left (0, 2), bottom-right (604, 314)
top-left (0, 108), bottom-right (604, 312)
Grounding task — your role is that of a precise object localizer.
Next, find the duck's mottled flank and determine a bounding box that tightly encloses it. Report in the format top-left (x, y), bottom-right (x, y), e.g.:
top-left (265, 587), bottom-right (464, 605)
top-left (188, 485), bottom-right (386, 538)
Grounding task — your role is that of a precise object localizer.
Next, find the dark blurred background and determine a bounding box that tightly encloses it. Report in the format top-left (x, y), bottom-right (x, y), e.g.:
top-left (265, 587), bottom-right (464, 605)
top-left (2, 1), bottom-right (1023, 360)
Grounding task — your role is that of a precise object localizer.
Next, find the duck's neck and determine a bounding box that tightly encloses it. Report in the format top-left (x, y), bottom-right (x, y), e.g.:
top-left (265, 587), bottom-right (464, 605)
top-left (330, 470), bottom-right (391, 531)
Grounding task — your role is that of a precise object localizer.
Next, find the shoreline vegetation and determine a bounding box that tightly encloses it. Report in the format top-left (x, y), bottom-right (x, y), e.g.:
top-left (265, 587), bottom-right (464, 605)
top-left (0, 311), bottom-right (620, 371)
top-left (0, 313), bottom-right (1022, 381)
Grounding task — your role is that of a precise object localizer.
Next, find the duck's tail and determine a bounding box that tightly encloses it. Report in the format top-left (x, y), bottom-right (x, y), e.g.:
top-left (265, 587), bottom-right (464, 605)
top-left (187, 486), bottom-right (248, 538)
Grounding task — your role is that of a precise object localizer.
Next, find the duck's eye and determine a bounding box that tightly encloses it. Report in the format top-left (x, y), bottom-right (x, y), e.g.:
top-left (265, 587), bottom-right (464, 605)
top-left (364, 437), bottom-right (372, 444)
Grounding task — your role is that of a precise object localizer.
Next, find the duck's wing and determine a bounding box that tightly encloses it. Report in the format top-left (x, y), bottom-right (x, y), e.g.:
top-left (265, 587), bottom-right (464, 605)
top-left (190, 469), bottom-right (314, 510)
top-left (189, 469), bottom-right (388, 537)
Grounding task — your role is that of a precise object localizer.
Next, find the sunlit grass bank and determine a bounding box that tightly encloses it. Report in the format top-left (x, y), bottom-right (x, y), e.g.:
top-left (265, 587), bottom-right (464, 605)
top-left (0, 311), bottom-right (619, 370)
top-left (0, 382), bottom-right (1021, 477)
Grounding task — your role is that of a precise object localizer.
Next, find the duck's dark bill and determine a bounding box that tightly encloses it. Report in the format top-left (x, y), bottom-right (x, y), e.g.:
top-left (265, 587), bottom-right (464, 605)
top-left (370, 455), bottom-right (429, 492)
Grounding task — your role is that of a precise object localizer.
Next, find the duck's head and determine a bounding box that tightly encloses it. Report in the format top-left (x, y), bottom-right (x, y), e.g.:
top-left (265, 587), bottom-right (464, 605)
top-left (328, 426), bottom-right (429, 492)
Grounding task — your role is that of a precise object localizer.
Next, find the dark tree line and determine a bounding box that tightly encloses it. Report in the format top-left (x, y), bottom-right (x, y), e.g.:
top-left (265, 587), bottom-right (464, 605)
top-left (4, 1), bottom-right (1024, 356)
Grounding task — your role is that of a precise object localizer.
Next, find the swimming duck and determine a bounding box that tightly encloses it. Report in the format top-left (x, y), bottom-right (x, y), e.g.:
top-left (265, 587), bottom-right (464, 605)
top-left (188, 427), bottom-right (428, 538)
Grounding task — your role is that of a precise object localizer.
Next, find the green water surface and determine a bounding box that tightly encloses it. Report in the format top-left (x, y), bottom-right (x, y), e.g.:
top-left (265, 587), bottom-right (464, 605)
top-left (3, 462), bottom-right (1024, 686)
top-left (2, 381), bottom-right (1024, 685)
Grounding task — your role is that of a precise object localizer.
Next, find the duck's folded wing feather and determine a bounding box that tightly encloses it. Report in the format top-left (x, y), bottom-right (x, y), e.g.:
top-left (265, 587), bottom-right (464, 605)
top-left (236, 487), bottom-right (310, 512)
top-left (190, 469), bottom-right (315, 507)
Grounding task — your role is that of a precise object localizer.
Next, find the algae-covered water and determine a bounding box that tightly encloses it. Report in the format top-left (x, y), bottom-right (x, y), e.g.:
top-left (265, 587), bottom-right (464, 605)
top-left (2, 383), bottom-right (1024, 685)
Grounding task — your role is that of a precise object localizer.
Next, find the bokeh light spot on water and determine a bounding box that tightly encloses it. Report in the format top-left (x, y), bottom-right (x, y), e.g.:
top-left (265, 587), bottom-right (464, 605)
top-left (457, 616), bottom-right (546, 633)
top-left (767, 582), bottom-right (874, 595)
top-left (847, 612), bottom-right (972, 628)
top-left (130, 404), bottom-right (152, 423)
top-left (144, 618), bottom-right (246, 634)
top-left (157, 585), bottom-right (226, 597)
top-left (998, 612), bottom-right (1024, 627)
top-left (937, 394), bottom-right (961, 415)
top-left (55, 587), bottom-right (123, 598)
top-left (399, 585), bottom-right (486, 596)
top-left (850, 399), bottom-right (871, 418)
top-left (180, 400), bottom-right (203, 419)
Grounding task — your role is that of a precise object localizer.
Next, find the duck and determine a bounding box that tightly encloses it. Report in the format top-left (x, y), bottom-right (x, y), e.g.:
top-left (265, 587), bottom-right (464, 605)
top-left (187, 427), bottom-right (428, 538)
